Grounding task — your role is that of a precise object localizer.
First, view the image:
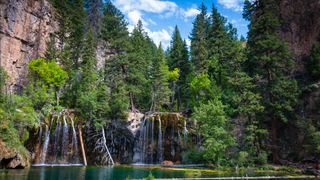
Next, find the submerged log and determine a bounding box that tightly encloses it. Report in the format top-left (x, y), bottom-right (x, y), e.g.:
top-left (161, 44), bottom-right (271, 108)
top-left (78, 126), bottom-right (87, 166)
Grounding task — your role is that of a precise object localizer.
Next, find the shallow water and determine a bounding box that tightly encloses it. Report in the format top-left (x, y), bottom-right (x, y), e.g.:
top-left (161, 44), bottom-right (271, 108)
top-left (0, 165), bottom-right (314, 180)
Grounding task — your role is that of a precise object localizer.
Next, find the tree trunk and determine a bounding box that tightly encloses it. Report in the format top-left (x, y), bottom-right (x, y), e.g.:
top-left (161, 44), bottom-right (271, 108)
top-left (271, 117), bottom-right (279, 163)
top-left (78, 126), bottom-right (87, 166)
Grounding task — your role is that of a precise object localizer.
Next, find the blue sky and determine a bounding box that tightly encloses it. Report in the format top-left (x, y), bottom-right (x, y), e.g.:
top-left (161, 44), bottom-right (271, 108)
top-left (112, 0), bottom-right (248, 48)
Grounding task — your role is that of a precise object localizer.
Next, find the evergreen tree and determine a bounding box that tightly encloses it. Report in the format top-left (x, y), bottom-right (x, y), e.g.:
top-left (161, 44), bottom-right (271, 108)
top-left (100, 1), bottom-right (130, 120)
top-left (100, 1), bottom-right (129, 53)
top-left (190, 3), bottom-right (209, 74)
top-left (77, 28), bottom-right (98, 120)
top-left (150, 44), bottom-right (172, 111)
top-left (85, 0), bottom-right (104, 38)
top-left (168, 26), bottom-right (191, 110)
top-left (245, 0), bottom-right (299, 163)
top-left (127, 20), bottom-right (152, 111)
top-left (307, 42), bottom-right (320, 80)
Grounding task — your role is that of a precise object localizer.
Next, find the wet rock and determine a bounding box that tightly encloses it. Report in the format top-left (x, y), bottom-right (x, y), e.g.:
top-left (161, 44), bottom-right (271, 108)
top-left (161, 160), bottom-right (174, 166)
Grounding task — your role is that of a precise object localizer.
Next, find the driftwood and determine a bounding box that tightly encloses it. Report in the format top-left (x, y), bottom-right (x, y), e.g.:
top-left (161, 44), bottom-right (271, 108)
top-left (78, 126), bottom-right (87, 166)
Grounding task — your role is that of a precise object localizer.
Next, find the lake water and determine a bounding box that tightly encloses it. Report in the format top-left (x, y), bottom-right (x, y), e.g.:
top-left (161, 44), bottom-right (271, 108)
top-left (0, 165), bottom-right (314, 180)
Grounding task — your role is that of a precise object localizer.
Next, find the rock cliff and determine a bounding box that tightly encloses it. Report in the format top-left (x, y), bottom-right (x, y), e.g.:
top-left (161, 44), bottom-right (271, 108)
top-left (279, 0), bottom-right (320, 74)
top-left (0, 0), bottom-right (58, 92)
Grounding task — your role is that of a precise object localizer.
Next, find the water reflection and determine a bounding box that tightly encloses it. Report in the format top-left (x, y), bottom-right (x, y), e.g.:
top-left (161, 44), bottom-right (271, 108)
top-left (0, 165), bottom-right (312, 180)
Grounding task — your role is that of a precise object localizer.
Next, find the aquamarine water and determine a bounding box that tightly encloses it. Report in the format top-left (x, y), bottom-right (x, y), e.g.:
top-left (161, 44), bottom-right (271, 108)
top-left (0, 165), bottom-right (312, 180)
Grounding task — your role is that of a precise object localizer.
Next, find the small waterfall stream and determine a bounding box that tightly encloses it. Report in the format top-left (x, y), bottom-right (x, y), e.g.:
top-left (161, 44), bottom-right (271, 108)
top-left (157, 116), bottom-right (163, 163)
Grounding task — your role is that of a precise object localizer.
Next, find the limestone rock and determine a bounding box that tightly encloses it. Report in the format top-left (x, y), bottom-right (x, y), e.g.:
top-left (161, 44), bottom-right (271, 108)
top-left (127, 112), bottom-right (144, 136)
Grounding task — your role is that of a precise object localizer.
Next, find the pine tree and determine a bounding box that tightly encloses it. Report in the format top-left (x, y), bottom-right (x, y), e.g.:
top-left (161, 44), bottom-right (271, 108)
top-left (77, 28), bottom-right (98, 120)
top-left (150, 44), bottom-right (172, 111)
top-left (100, 1), bottom-right (129, 53)
top-left (100, 1), bottom-right (130, 120)
top-left (168, 26), bottom-right (191, 110)
top-left (190, 3), bottom-right (209, 74)
top-left (126, 20), bottom-right (152, 111)
top-left (85, 0), bottom-right (104, 38)
top-left (245, 0), bottom-right (299, 163)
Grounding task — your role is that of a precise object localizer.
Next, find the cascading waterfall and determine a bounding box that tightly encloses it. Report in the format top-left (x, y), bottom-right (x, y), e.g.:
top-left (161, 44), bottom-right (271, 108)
top-left (171, 126), bottom-right (175, 158)
top-left (133, 113), bottom-right (190, 164)
top-left (53, 114), bottom-right (62, 162)
top-left (39, 116), bottom-right (53, 164)
top-left (35, 110), bottom-right (83, 166)
top-left (62, 114), bottom-right (69, 158)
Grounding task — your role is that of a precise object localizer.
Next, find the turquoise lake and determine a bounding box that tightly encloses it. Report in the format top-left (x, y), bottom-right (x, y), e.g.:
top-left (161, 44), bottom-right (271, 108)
top-left (0, 165), bottom-right (314, 180)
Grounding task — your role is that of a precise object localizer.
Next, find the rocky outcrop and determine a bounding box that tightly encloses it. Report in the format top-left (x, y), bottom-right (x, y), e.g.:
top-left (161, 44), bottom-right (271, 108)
top-left (279, 0), bottom-right (320, 73)
top-left (0, 140), bottom-right (29, 168)
top-left (0, 0), bottom-right (58, 92)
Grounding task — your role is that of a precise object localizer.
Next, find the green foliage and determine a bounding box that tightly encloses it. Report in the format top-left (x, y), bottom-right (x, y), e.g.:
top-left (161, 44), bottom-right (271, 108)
top-left (192, 99), bottom-right (235, 165)
top-left (77, 28), bottom-right (99, 120)
top-left (101, 1), bottom-right (129, 52)
top-left (308, 42), bottom-right (320, 80)
top-left (182, 146), bottom-right (206, 164)
top-left (190, 3), bottom-right (209, 74)
top-left (150, 44), bottom-right (173, 111)
top-left (28, 59), bottom-right (67, 88)
top-left (189, 73), bottom-right (219, 109)
top-left (0, 68), bottom-right (39, 160)
top-left (245, 0), bottom-right (299, 162)
top-left (126, 20), bottom-right (155, 111)
top-left (168, 26), bottom-right (191, 110)
top-left (27, 58), bottom-right (67, 109)
top-left (143, 172), bottom-right (155, 180)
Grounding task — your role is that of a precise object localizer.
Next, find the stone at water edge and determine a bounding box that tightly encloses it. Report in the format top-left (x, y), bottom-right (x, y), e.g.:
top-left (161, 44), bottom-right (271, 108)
top-left (0, 140), bottom-right (29, 169)
top-left (161, 160), bottom-right (174, 166)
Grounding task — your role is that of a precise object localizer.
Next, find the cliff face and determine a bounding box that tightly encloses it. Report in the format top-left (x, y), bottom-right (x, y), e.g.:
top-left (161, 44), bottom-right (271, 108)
top-left (0, 0), bottom-right (58, 92)
top-left (278, 0), bottom-right (320, 160)
top-left (279, 0), bottom-right (320, 73)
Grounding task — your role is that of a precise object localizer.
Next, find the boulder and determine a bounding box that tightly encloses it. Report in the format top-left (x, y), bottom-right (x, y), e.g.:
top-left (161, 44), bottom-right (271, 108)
top-left (161, 160), bottom-right (174, 166)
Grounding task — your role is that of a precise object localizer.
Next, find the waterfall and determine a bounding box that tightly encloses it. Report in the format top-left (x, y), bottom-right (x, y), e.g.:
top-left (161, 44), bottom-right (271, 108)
top-left (183, 119), bottom-right (188, 145)
top-left (71, 117), bottom-right (80, 163)
top-left (170, 126), bottom-right (175, 158)
top-left (157, 116), bottom-right (163, 163)
top-left (36, 110), bottom-right (83, 166)
top-left (151, 118), bottom-right (154, 163)
top-left (133, 113), bottom-right (190, 164)
top-left (38, 126), bottom-right (43, 144)
top-left (53, 114), bottom-right (62, 162)
top-left (62, 114), bottom-right (69, 159)
top-left (39, 117), bottom-right (53, 164)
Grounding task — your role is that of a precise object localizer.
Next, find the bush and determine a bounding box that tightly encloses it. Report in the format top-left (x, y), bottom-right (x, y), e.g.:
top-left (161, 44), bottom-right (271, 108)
top-left (182, 147), bottom-right (206, 164)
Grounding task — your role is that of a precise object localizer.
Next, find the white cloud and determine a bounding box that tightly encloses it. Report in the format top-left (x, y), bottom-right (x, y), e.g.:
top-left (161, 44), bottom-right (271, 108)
top-left (185, 39), bottom-right (191, 47)
top-left (145, 28), bottom-right (171, 48)
top-left (112, 0), bottom-right (197, 49)
top-left (217, 0), bottom-right (243, 12)
top-left (128, 10), bottom-right (144, 25)
top-left (183, 8), bottom-right (200, 18)
top-left (113, 0), bottom-right (178, 14)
